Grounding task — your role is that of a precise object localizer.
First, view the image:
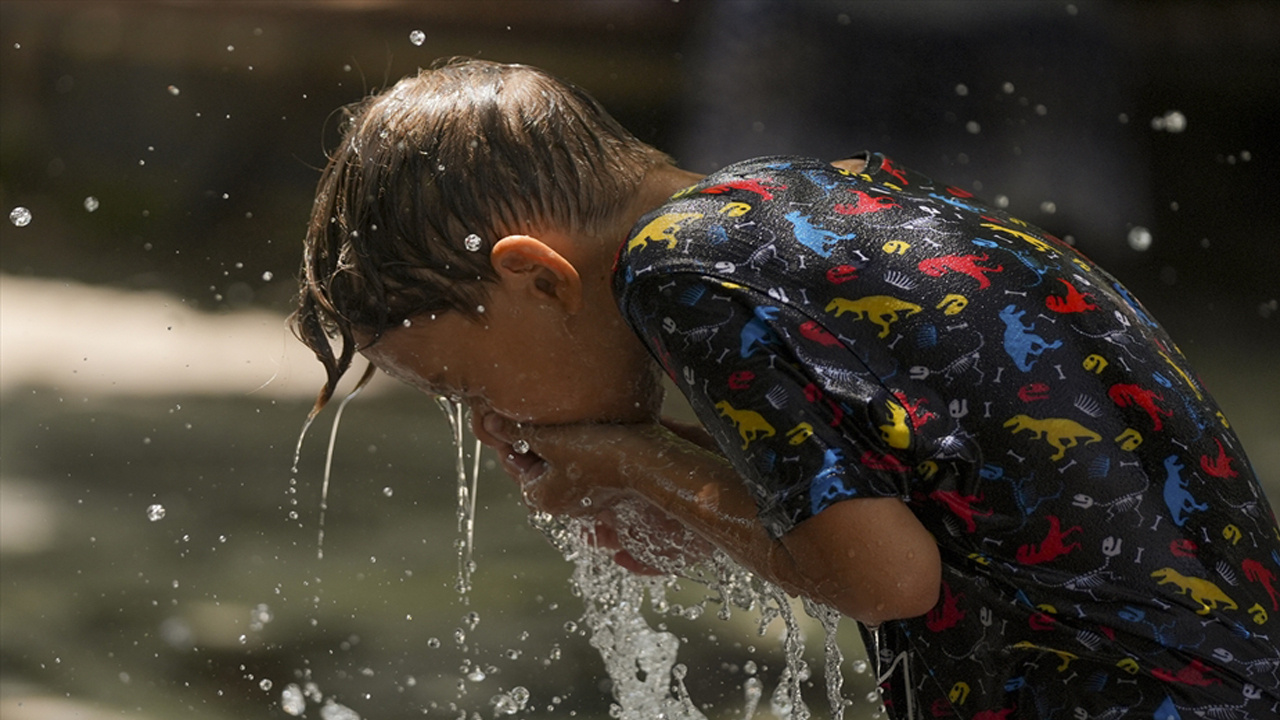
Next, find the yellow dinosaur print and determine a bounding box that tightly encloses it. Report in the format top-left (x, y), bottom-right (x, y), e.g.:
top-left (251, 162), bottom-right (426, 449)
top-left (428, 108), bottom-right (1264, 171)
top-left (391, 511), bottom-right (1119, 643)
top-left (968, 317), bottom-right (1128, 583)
top-left (715, 401), bottom-right (776, 450)
top-left (1010, 641), bottom-right (1079, 671)
top-left (879, 399), bottom-right (911, 450)
top-left (1004, 414), bottom-right (1102, 461)
top-left (626, 212), bottom-right (704, 253)
top-left (825, 295), bottom-right (922, 338)
top-left (1151, 567), bottom-right (1238, 615)
top-left (1157, 349), bottom-right (1203, 401)
top-left (981, 222), bottom-right (1055, 254)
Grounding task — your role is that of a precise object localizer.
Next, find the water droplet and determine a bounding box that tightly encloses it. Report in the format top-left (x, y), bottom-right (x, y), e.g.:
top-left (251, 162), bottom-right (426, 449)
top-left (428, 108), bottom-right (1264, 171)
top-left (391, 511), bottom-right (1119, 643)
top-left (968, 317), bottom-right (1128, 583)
top-left (1127, 226), bottom-right (1153, 252)
top-left (427, 637), bottom-right (441, 648)
top-left (146, 504), bottom-right (166, 522)
top-left (319, 699), bottom-right (361, 720)
top-left (965, 120), bottom-right (981, 135)
top-left (259, 678), bottom-right (273, 691)
top-left (83, 196), bottom-right (99, 212)
top-left (280, 683), bottom-right (306, 715)
top-left (261, 270), bottom-right (273, 282)
top-left (851, 659), bottom-right (869, 674)
top-left (382, 486), bottom-right (393, 497)
top-left (954, 83), bottom-right (969, 96)
top-left (167, 85), bottom-right (180, 96)
top-left (1151, 110), bottom-right (1187, 133)
top-left (580, 496), bottom-right (592, 508)
top-left (9, 206), bottom-right (32, 227)
top-left (409, 29), bottom-right (426, 46)
top-left (512, 439), bottom-right (530, 455)
top-left (563, 620), bottom-right (578, 633)
top-left (464, 233), bottom-right (483, 252)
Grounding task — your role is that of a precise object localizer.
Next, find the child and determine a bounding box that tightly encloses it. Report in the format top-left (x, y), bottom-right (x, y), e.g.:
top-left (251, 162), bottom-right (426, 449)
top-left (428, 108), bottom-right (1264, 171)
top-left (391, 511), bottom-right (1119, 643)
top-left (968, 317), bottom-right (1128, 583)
top-left (293, 59), bottom-right (1280, 719)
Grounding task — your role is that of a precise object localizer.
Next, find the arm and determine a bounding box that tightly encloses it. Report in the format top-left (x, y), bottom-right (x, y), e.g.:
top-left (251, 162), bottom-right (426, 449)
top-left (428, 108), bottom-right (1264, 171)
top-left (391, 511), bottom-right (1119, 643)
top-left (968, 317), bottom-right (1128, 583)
top-left (485, 415), bottom-right (940, 624)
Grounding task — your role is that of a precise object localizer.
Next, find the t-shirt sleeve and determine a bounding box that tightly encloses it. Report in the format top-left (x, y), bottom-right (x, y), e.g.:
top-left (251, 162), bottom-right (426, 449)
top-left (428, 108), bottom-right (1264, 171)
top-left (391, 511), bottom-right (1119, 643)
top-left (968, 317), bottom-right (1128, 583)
top-left (624, 272), bottom-right (918, 538)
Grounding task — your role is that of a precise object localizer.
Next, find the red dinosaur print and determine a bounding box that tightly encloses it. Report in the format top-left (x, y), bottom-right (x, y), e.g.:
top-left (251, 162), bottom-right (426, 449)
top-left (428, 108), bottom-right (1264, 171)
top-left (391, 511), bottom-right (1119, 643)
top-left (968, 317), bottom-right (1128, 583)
top-left (1108, 383), bottom-right (1173, 432)
top-left (929, 489), bottom-right (993, 533)
top-left (1028, 609), bottom-right (1057, 631)
top-left (926, 580), bottom-right (966, 632)
top-left (1243, 558), bottom-right (1280, 610)
top-left (1200, 437), bottom-right (1240, 479)
top-left (892, 391), bottom-right (938, 428)
top-left (700, 178), bottom-right (786, 201)
top-left (1016, 515), bottom-right (1083, 565)
top-left (860, 451), bottom-right (911, 473)
top-left (880, 157), bottom-right (910, 186)
top-left (1169, 539), bottom-right (1198, 558)
top-left (804, 383), bottom-right (844, 426)
top-left (1017, 382), bottom-right (1050, 402)
top-left (833, 189), bottom-right (898, 215)
top-left (825, 264), bottom-right (858, 284)
top-left (1151, 659), bottom-right (1222, 687)
top-left (798, 320), bottom-right (842, 347)
top-left (917, 253), bottom-right (1003, 289)
top-left (1044, 277), bottom-right (1098, 313)
top-left (727, 370), bottom-right (755, 390)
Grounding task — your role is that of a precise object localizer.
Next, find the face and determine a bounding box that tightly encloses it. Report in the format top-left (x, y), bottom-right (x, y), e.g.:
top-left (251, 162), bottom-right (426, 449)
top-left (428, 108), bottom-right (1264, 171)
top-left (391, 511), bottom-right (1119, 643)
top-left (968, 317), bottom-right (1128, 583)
top-left (359, 283), bottom-right (663, 449)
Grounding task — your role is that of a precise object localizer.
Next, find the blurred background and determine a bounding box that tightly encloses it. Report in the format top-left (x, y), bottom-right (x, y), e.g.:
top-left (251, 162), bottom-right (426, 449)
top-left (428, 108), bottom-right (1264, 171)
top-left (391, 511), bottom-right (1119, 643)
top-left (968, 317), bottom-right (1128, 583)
top-left (1, 1), bottom-right (1277, 718)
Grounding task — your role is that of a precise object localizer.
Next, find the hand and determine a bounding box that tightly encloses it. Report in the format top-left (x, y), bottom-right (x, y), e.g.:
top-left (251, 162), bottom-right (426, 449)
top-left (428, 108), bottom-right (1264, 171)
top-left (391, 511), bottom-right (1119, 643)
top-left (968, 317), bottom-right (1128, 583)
top-left (482, 415), bottom-right (714, 573)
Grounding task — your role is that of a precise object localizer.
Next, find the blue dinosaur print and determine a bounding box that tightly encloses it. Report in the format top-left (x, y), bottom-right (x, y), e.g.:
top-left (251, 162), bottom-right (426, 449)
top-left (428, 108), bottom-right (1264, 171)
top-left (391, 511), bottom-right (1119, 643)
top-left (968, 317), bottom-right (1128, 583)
top-left (809, 448), bottom-right (854, 515)
top-left (739, 306), bottom-right (779, 358)
top-left (998, 304), bottom-right (1062, 371)
top-left (1114, 282), bottom-right (1158, 327)
top-left (1162, 454), bottom-right (1208, 527)
top-left (784, 210), bottom-right (858, 258)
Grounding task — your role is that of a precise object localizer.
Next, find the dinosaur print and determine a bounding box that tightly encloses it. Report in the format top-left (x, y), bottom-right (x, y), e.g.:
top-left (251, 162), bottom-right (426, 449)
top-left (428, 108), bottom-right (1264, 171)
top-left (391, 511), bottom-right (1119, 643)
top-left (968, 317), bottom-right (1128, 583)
top-left (834, 188), bottom-right (898, 215)
top-left (809, 448), bottom-right (854, 514)
top-left (1161, 454), bottom-right (1208, 527)
top-left (626, 212), bottom-right (704, 253)
top-left (739, 306), bottom-right (779, 358)
top-left (1151, 567), bottom-right (1238, 615)
top-left (1044, 277), bottom-right (1098, 313)
top-left (926, 580), bottom-right (966, 632)
top-left (917, 253), bottom-right (1004, 289)
top-left (1004, 414), bottom-right (1101, 461)
top-left (714, 400), bottom-right (776, 450)
top-left (784, 210), bottom-right (859, 257)
top-left (999, 304), bottom-right (1062, 371)
top-left (1016, 515), bottom-right (1083, 565)
top-left (1199, 437), bottom-right (1239, 479)
top-left (825, 295), bottom-right (922, 338)
top-left (700, 178), bottom-right (787, 201)
top-left (1108, 383), bottom-right (1174, 431)
top-left (1242, 558), bottom-right (1280, 611)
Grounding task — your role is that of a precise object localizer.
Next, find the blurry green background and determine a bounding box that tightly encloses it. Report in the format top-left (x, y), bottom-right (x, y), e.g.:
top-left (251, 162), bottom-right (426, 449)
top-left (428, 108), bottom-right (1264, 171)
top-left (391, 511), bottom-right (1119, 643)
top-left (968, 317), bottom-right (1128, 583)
top-left (2, 2), bottom-right (1277, 719)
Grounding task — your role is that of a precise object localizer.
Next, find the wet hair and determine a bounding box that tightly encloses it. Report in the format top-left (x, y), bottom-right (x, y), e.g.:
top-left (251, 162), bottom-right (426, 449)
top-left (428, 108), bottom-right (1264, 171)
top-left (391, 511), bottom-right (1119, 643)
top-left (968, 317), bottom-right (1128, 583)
top-left (291, 58), bottom-right (670, 411)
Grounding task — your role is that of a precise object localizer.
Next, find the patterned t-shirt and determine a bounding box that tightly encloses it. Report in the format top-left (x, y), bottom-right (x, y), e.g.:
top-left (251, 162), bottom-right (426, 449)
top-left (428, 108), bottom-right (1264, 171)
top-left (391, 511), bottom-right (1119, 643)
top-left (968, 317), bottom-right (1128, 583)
top-left (613, 154), bottom-right (1280, 719)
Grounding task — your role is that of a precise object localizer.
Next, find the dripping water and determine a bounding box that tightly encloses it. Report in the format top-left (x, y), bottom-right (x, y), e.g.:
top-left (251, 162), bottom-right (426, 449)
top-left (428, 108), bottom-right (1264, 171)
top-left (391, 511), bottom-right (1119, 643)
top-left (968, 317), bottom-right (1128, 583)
top-left (435, 395), bottom-right (482, 599)
top-left (291, 362), bottom-right (377, 560)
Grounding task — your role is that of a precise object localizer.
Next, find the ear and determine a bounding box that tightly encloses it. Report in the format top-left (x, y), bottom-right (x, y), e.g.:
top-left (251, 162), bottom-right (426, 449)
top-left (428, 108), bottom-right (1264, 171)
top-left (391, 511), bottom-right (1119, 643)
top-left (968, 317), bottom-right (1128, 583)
top-left (489, 235), bottom-right (583, 315)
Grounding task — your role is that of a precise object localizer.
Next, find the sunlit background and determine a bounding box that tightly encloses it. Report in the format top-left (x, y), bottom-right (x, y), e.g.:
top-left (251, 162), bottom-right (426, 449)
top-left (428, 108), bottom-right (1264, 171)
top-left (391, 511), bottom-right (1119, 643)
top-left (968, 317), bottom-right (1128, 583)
top-left (2, 2), bottom-right (1277, 719)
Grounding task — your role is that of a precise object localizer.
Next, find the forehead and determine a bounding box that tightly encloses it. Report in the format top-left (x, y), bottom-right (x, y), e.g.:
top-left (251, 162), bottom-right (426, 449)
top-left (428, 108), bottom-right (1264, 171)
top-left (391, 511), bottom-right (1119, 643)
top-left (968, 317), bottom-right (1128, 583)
top-left (359, 314), bottom-right (479, 394)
